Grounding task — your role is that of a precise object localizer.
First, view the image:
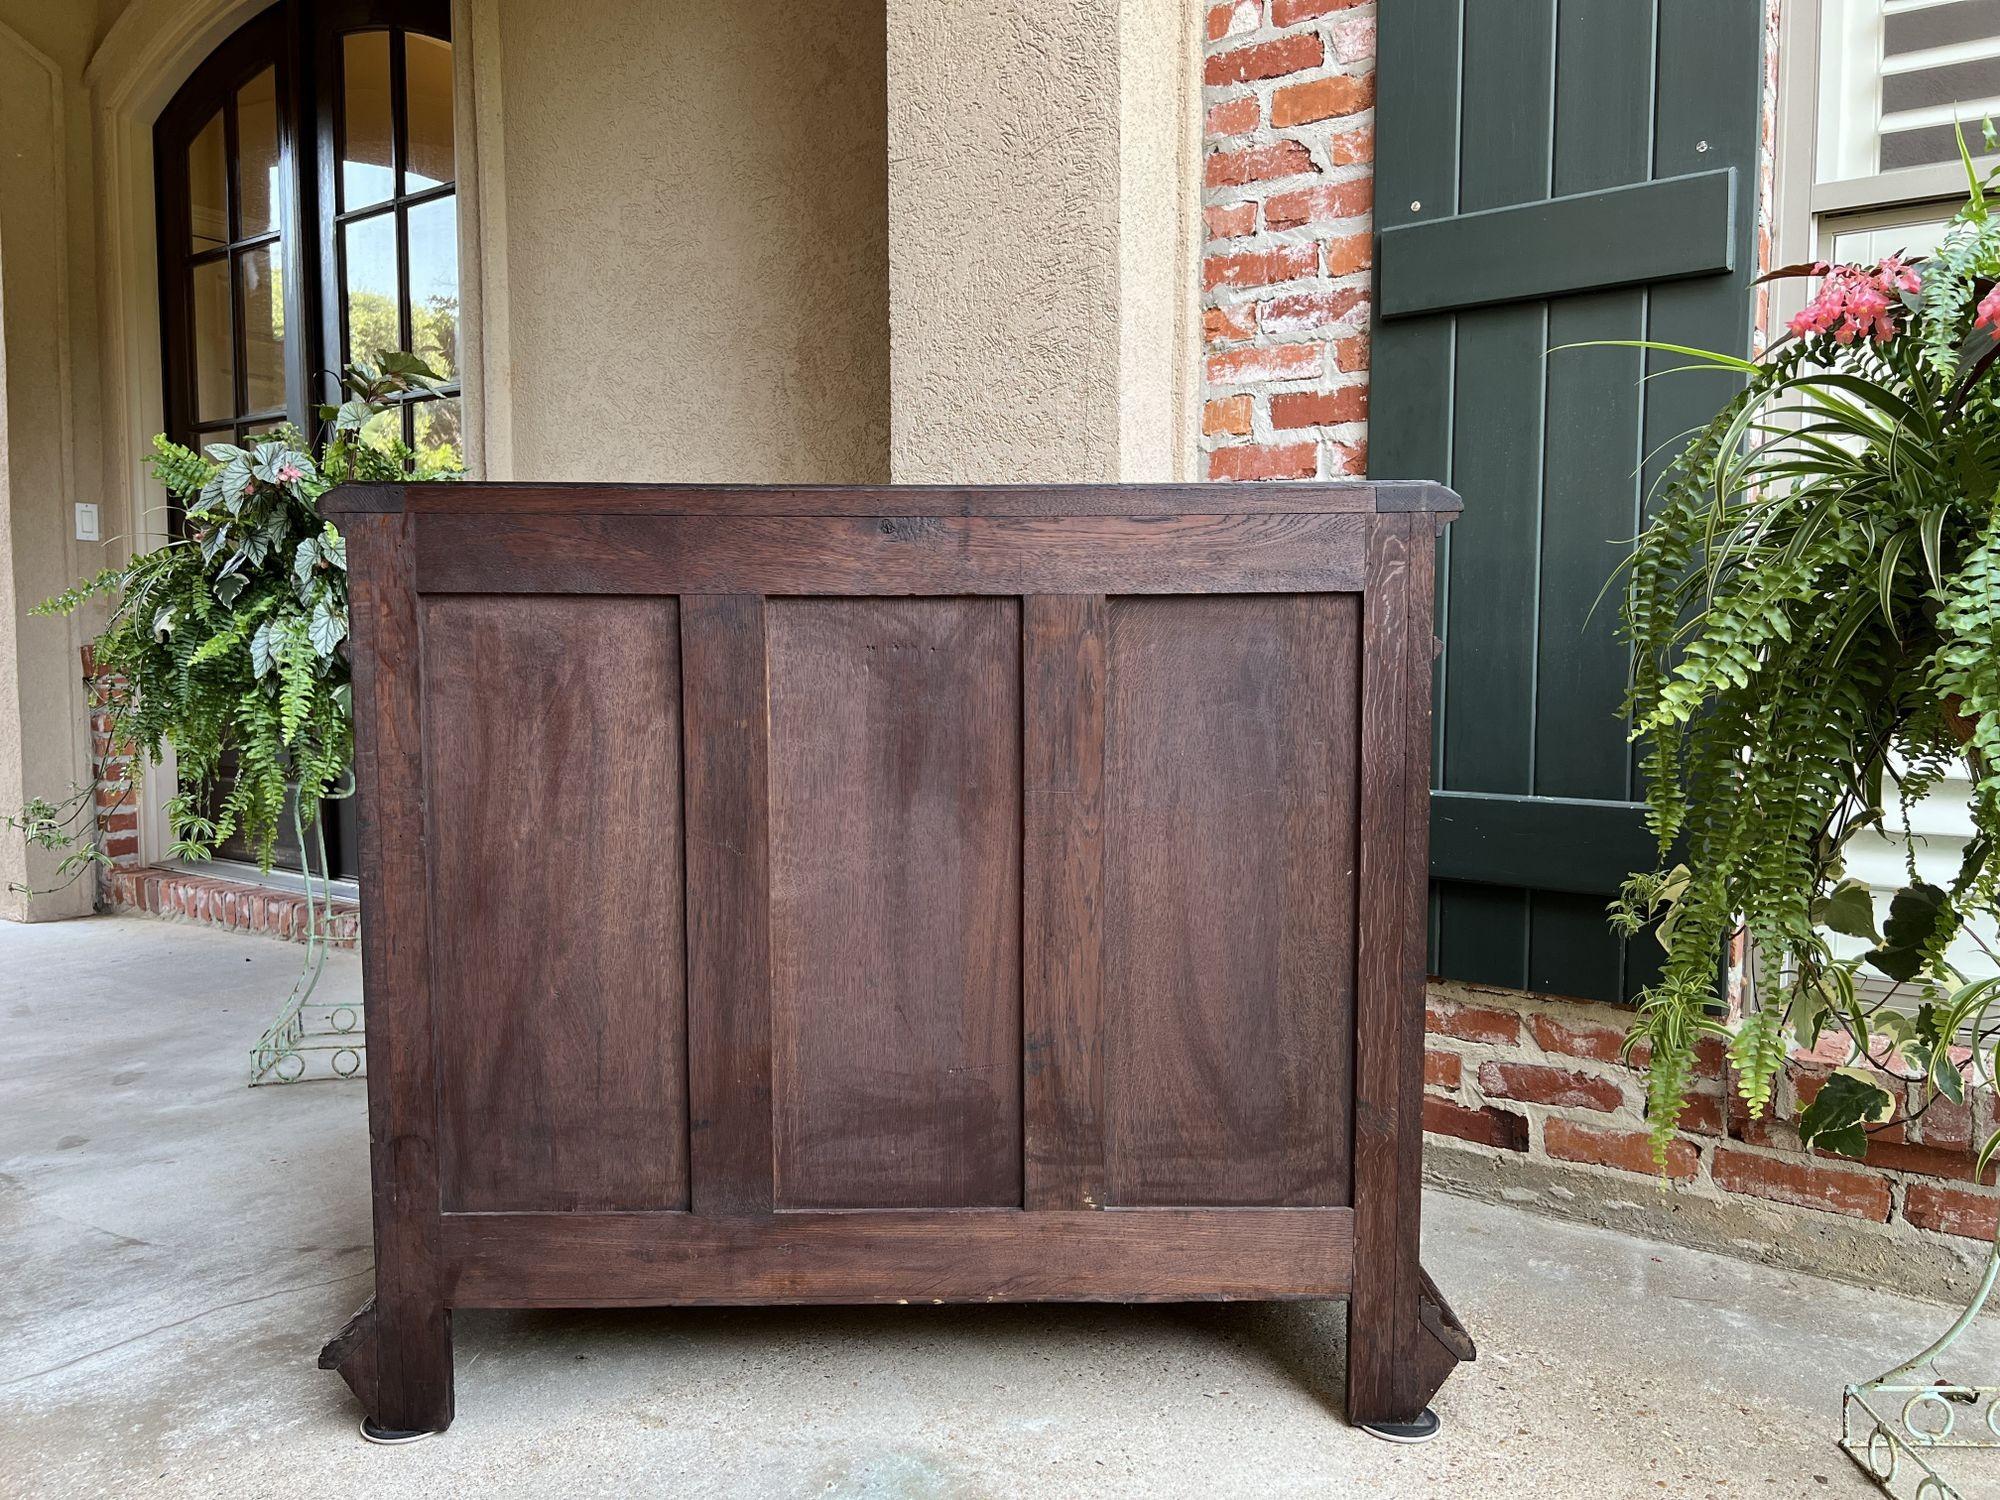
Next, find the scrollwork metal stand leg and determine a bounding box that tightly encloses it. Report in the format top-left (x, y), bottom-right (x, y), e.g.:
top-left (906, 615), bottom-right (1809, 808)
top-left (248, 779), bottom-right (365, 1085)
top-left (1842, 1229), bottom-right (2000, 1500)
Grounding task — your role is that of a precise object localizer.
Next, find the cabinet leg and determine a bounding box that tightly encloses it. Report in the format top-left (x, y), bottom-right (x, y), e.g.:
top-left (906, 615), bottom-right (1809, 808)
top-left (1345, 1262), bottom-right (1474, 1433)
top-left (320, 1294), bottom-right (455, 1438)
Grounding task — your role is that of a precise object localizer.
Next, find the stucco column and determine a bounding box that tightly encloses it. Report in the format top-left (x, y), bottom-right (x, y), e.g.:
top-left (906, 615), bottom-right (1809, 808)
top-left (0, 18), bottom-right (98, 921)
top-left (887, 0), bottom-right (1199, 483)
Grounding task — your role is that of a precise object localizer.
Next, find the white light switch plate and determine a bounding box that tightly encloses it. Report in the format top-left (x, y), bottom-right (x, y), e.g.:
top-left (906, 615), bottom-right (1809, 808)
top-left (74, 503), bottom-right (99, 542)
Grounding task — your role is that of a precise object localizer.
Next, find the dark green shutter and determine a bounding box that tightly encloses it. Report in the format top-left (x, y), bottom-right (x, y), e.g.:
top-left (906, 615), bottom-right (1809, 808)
top-left (1371, 1), bottom-right (1765, 1002)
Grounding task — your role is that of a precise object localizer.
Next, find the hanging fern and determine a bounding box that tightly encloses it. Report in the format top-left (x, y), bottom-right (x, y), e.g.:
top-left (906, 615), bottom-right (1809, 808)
top-left (8, 353), bottom-right (454, 886)
top-left (1611, 150), bottom-right (2000, 1173)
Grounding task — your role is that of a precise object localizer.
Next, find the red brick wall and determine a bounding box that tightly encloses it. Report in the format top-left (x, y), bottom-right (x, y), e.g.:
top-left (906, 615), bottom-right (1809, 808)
top-left (83, 647), bottom-right (139, 872)
top-left (84, 647), bottom-right (357, 947)
top-left (1199, 0), bottom-right (1374, 482)
top-left (1425, 982), bottom-right (2000, 1246)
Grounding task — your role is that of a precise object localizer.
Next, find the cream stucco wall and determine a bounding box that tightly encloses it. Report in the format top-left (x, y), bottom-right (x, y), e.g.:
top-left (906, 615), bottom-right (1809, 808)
top-left (885, 0), bottom-right (1198, 482)
top-left (0, 1), bottom-right (125, 920)
top-left (465, 0), bottom-right (891, 483)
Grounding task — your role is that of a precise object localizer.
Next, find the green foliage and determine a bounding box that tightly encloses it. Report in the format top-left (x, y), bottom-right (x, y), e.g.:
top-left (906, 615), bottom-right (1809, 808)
top-left (1611, 155), bottom-right (2000, 1176)
top-left (7, 355), bottom-right (457, 887)
top-left (1798, 1070), bottom-right (1897, 1158)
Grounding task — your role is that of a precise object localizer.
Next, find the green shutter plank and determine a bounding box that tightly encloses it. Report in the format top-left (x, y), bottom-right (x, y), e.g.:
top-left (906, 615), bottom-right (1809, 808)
top-left (1431, 792), bottom-right (1656, 897)
top-left (1370, 0), bottom-right (1463, 970)
top-left (1372, 0), bottom-right (1764, 1004)
top-left (1527, 0), bottom-right (1659, 1004)
top-left (1622, 0), bottom-right (1767, 999)
top-left (1378, 170), bottom-right (1737, 320)
top-left (1431, 0), bottom-right (1555, 993)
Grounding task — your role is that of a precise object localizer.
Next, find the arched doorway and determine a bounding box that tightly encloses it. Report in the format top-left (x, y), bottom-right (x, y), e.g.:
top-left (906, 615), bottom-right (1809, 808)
top-left (152, 0), bottom-right (460, 878)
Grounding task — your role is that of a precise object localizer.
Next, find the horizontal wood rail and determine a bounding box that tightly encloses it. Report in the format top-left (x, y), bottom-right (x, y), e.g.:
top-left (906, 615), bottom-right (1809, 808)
top-left (1429, 789), bottom-right (1656, 896)
top-left (414, 512), bottom-right (1374, 596)
top-left (322, 479), bottom-right (1460, 517)
top-left (439, 1208), bottom-right (1357, 1307)
top-left (1379, 168), bottom-right (1737, 318)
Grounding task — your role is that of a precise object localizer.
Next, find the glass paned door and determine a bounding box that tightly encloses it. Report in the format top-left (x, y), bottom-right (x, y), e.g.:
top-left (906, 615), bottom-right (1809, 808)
top-left (153, 1), bottom-right (456, 883)
top-left (157, 12), bottom-right (302, 457)
top-left (155, 7), bottom-right (315, 874)
top-left (323, 18), bottom-right (461, 476)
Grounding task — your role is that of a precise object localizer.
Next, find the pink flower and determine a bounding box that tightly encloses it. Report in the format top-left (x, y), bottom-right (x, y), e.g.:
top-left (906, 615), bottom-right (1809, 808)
top-left (275, 463), bottom-right (304, 483)
top-left (1787, 256), bottom-right (1922, 345)
top-left (1977, 285), bottom-right (2000, 332)
top-left (1879, 254), bottom-right (1922, 294)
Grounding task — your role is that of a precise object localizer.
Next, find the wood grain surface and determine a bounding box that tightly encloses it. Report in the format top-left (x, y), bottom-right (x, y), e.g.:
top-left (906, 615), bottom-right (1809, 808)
top-left (1100, 595), bottom-right (1359, 1207)
top-left (440, 1207), bottom-right (1355, 1307)
top-left (765, 598), bottom-right (1023, 1209)
top-left (425, 596), bottom-right (689, 1214)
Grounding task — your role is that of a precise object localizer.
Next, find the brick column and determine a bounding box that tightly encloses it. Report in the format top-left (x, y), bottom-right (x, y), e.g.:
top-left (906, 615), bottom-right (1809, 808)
top-left (1199, 0), bottom-right (1374, 481)
top-left (83, 646), bottom-right (140, 874)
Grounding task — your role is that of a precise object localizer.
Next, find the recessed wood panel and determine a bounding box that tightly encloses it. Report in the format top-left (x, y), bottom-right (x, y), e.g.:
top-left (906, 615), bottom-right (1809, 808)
top-left (1101, 595), bottom-right (1359, 1206)
top-left (425, 596), bottom-right (687, 1213)
top-left (766, 598), bottom-right (1022, 1209)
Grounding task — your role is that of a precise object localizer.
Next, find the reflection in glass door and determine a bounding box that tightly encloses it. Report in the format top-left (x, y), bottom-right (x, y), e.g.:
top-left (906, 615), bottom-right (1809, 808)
top-left (321, 12), bottom-right (462, 476)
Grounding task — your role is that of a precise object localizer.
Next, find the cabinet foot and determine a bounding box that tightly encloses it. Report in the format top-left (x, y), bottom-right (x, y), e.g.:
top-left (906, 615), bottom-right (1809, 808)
top-left (1359, 1407), bottom-right (1442, 1444)
top-left (320, 1293), bottom-right (455, 1436)
top-left (360, 1416), bottom-right (437, 1445)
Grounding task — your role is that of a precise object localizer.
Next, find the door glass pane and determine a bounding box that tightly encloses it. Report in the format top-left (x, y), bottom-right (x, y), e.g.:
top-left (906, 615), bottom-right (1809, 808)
top-left (239, 244), bottom-right (286, 413)
top-left (341, 31), bottom-right (395, 209)
top-left (1820, 0), bottom-right (2000, 181)
top-left (343, 212), bottom-right (400, 367)
top-left (413, 397), bottom-right (462, 476)
top-left (407, 194), bottom-right (459, 381)
top-left (188, 109), bottom-right (229, 250)
top-left (406, 35), bottom-right (455, 191)
top-left (192, 257), bottom-right (235, 423)
top-left (358, 403), bottom-right (402, 457)
top-left (237, 66), bottom-right (281, 238)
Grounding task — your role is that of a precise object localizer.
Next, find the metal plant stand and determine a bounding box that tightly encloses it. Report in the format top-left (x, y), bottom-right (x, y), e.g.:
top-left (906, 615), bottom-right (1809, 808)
top-left (248, 790), bottom-right (365, 1085)
top-left (1843, 1232), bottom-right (2000, 1499)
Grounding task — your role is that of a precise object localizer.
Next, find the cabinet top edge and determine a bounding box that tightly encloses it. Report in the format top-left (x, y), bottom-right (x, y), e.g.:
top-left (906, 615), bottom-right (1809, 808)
top-left (319, 480), bottom-right (1463, 519)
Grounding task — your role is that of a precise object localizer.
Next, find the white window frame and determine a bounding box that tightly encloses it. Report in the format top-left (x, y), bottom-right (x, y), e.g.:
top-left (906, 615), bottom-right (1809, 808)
top-left (1767, 0), bottom-right (2000, 1004)
top-left (1772, 0), bottom-right (1999, 325)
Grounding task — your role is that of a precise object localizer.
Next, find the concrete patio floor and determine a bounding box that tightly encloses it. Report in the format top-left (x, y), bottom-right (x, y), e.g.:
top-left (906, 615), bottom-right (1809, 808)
top-left (3, 915), bottom-right (1995, 1498)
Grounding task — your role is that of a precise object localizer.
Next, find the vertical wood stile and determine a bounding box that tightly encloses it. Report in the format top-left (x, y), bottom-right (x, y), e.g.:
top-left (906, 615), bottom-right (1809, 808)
top-left (1022, 594), bottom-right (1108, 1210)
top-left (1394, 516), bottom-right (1444, 1412)
top-left (1347, 513), bottom-right (1429, 1425)
top-left (680, 595), bottom-right (776, 1216)
top-left (348, 507), bottom-right (453, 1432)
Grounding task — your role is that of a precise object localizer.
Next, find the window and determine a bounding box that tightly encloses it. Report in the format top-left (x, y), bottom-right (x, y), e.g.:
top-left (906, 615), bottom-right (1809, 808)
top-left (156, 9), bottom-right (301, 450)
top-left (157, 0), bottom-right (457, 455)
top-left (1777, 0), bottom-right (2000, 321)
top-left (154, 0), bottom-right (457, 879)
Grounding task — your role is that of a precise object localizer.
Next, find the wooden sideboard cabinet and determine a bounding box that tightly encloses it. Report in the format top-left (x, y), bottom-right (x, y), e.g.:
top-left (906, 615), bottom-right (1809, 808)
top-left (319, 480), bottom-right (1471, 1439)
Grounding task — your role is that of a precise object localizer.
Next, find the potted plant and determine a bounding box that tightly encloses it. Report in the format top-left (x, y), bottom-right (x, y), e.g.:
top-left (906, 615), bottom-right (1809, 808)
top-left (1614, 149), bottom-right (2000, 1170)
top-left (11, 353), bottom-right (456, 1078)
top-left (1610, 144), bottom-right (2000, 1492)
